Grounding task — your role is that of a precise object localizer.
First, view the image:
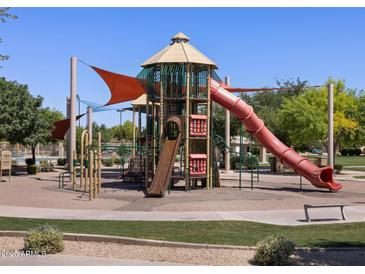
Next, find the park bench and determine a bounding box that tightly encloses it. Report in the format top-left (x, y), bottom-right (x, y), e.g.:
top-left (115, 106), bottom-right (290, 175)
top-left (304, 204), bottom-right (348, 222)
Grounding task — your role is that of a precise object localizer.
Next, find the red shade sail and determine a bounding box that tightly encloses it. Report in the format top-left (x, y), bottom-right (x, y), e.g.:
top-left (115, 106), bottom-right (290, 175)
top-left (91, 66), bottom-right (146, 106)
top-left (51, 114), bottom-right (84, 140)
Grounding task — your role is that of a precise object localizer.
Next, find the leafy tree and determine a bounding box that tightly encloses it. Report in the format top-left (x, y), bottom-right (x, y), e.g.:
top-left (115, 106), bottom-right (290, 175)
top-left (111, 120), bottom-right (133, 141)
top-left (239, 78), bottom-right (309, 144)
top-left (0, 8), bottom-right (17, 64)
top-left (278, 79), bottom-right (359, 152)
top-left (0, 78), bottom-right (61, 161)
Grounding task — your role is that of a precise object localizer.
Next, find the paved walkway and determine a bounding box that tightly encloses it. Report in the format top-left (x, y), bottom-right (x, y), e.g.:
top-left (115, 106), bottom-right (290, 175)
top-left (0, 255), bottom-right (187, 266)
top-left (0, 205), bottom-right (364, 225)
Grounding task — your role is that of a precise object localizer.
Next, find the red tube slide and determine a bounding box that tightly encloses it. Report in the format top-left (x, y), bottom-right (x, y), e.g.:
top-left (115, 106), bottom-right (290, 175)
top-left (210, 79), bottom-right (342, 191)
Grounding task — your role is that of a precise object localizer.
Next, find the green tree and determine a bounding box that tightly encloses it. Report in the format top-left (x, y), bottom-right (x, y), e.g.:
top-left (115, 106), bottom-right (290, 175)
top-left (111, 120), bottom-right (133, 141)
top-left (0, 8), bottom-right (17, 63)
top-left (0, 78), bottom-right (60, 161)
top-left (278, 79), bottom-right (359, 151)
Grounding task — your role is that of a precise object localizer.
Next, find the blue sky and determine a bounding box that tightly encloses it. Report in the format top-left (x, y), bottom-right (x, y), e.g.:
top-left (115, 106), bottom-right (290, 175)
top-left (1, 8), bottom-right (365, 127)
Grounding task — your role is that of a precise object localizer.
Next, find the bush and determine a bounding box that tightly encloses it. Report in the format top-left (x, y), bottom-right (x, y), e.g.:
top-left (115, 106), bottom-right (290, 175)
top-left (252, 235), bottom-right (295, 266)
top-left (23, 224), bottom-right (64, 254)
top-left (334, 164), bottom-right (343, 174)
top-left (102, 158), bottom-right (113, 167)
top-left (113, 157), bottom-right (122, 165)
top-left (25, 158), bottom-right (35, 166)
top-left (27, 165), bottom-right (38, 174)
top-left (340, 148), bottom-right (362, 156)
top-left (57, 158), bottom-right (67, 166)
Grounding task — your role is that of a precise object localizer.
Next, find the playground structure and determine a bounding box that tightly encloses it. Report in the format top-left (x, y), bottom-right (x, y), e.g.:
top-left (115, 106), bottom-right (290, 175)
top-left (52, 32), bottom-right (342, 199)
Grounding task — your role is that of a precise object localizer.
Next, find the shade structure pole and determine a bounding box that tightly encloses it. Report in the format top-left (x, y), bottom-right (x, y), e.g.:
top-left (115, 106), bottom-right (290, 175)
top-left (328, 83), bottom-right (334, 169)
top-left (87, 106), bottom-right (93, 145)
top-left (69, 57), bottom-right (77, 176)
top-left (224, 76), bottom-right (231, 173)
top-left (66, 96), bottom-right (70, 165)
top-left (132, 106), bottom-right (136, 156)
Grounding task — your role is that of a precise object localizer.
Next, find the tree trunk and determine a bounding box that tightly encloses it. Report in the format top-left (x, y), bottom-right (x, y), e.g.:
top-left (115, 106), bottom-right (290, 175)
top-left (31, 145), bottom-right (36, 162)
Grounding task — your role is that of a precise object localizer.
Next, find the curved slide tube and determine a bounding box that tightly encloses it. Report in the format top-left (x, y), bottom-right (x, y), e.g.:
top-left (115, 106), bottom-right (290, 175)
top-left (210, 79), bottom-right (342, 191)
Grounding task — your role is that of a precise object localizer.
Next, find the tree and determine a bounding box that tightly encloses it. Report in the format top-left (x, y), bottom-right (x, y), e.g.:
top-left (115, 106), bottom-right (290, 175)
top-left (111, 120), bottom-right (133, 141)
top-left (0, 8), bottom-right (17, 64)
top-left (0, 78), bottom-right (61, 161)
top-left (278, 79), bottom-right (359, 152)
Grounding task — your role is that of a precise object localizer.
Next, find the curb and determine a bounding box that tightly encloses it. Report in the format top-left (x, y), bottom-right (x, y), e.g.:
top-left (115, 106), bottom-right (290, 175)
top-left (1, 230), bottom-right (364, 252)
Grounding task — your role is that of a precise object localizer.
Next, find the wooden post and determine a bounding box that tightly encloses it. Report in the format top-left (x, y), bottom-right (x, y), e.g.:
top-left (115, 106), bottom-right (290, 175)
top-left (89, 149), bottom-right (93, 201)
top-left (97, 132), bottom-right (101, 194)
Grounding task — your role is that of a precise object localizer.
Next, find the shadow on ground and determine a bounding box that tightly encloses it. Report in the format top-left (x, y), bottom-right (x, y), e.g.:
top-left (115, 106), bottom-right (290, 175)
top-left (293, 248), bottom-right (365, 265)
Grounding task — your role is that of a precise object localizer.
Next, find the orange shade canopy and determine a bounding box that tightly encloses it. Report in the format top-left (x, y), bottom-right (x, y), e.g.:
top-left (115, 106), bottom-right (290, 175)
top-left (51, 114), bottom-right (84, 140)
top-left (91, 66), bottom-right (146, 106)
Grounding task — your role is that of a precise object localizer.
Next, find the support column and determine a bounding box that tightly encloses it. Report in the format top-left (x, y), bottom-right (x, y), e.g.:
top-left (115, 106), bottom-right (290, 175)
top-left (328, 83), bottom-right (334, 169)
top-left (87, 106), bottom-right (93, 144)
top-left (132, 105), bottom-right (136, 156)
top-left (66, 96), bottom-right (70, 165)
top-left (224, 76), bottom-right (231, 173)
top-left (68, 57), bottom-right (77, 174)
top-left (185, 64), bottom-right (190, 191)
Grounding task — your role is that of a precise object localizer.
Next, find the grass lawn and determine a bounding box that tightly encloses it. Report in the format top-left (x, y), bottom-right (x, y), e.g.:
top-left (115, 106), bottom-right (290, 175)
top-left (353, 176), bottom-right (365, 179)
top-left (335, 156), bottom-right (365, 167)
top-left (0, 217), bottom-right (364, 248)
top-left (344, 167), bottom-right (365, 172)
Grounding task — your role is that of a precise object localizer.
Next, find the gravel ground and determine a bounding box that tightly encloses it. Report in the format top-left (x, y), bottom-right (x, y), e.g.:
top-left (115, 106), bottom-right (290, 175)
top-left (0, 237), bottom-right (254, 265)
top-left (1, 237), bottom-right (365, 266)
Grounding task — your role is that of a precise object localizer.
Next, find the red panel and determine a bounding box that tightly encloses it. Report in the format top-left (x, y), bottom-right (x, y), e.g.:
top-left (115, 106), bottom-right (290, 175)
top-left (91, 66), bottom-right (146, 106)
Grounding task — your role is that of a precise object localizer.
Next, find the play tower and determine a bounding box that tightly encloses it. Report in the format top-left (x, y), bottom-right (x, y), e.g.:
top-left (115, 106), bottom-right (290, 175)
top-left (137, 33), bottom-right (220, 193)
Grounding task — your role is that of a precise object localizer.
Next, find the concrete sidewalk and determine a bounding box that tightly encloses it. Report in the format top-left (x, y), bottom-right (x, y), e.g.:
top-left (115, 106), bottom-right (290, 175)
top-left (0, 205), bottom-right (364, 225)
top-left (0, 255), bottom-right (187, 266)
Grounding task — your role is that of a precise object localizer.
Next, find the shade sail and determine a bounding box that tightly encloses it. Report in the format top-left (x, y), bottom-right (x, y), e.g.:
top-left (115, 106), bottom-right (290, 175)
top-left (91, 66), bottom-right (146, 106)
top-left (51, 114), bottom-right (84, 140)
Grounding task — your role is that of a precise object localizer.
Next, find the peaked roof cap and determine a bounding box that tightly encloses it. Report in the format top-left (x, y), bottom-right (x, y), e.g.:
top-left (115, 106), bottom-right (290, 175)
top-left (141, 32), bottom-right (217, 68)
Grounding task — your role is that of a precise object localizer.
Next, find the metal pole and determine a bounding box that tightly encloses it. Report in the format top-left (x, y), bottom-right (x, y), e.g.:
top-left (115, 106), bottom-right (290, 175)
top-left (69, 57), bottom-right (77, 175)
top-left (132, 106), bottom-right (136, 156)
top-left (239, 125), bottom-right (243, 190)
top-left (87, 106), bottom-right (93, 145)
top-left (224, 76), bottom-right (231, 173)
top-left (328, 83), bottom-right (334, 169)
top-left (66, 96), bottom-right (70, 165)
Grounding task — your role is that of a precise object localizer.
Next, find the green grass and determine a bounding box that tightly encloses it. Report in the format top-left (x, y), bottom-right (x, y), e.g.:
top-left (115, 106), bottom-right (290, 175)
top-left (344, 167), bottom-right (365, 172)
top-left (353, 176), bottom-right (365, 179)
top-left (335, 156), bottom-right (365, 167)
top-left (0, 217), bottom-right (364, 248)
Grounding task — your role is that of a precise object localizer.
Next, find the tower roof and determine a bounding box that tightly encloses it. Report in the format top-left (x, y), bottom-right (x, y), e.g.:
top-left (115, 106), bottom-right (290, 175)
top-left (141, 32), bottom-right (217, 68)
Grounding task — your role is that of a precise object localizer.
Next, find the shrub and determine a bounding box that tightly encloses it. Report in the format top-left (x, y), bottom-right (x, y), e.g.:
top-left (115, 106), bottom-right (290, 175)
top-left (23, 224), bottom-right (64, 254)
top-left (102, 158), bottom-right (113, 167)
top-left (57, 158), bottom-right (67, 166)
top-left (26, 165), bottom-right (38, 175)
top-left (341, 148), bottom-right (362, 156)
top-left (113, 157), bottom-right (122, 165)
top-left (252, 235), bottom-right (295, 266)
top-left (334, 164), bottom-right (343, 174)
top-left (230, 154), bottom-right (240, 170)
top-left (25, 158), bottom-right (35, 166)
